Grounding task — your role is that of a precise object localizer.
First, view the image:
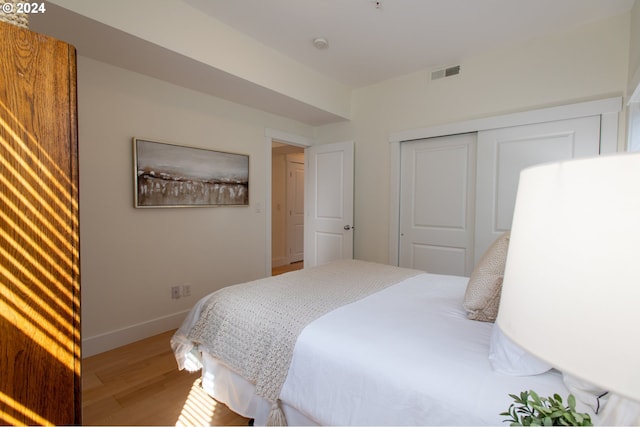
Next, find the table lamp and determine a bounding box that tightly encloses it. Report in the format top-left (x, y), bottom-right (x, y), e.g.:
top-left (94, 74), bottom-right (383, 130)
top-left (496, 153), bottom-right (640, 423)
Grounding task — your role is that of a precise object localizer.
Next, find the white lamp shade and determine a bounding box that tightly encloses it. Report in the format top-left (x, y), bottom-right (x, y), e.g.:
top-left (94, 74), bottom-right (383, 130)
top-left (497, 153), bottom-right (640, 402)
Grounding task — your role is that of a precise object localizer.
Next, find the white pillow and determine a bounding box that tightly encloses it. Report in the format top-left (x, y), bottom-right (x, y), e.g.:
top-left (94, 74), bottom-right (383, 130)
top-left (488, 324), bottom-right (552, 376)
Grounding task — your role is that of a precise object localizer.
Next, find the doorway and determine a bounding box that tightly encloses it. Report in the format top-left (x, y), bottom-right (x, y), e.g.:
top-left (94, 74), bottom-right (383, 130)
top-left (264, 130), bottom-right (355, 275)
top-left (271, 142), bottom-right (305, 269)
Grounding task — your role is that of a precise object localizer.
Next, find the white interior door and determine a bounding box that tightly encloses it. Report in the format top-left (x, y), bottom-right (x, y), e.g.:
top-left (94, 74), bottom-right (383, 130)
top-left (305, 141), bottom-right (354, 267)
top-left (399, 133), bottom-right (477, 275)
top-left (286, 158), bottom-right (304, 263)
top-left (474, 116), bottom-right (601, 262)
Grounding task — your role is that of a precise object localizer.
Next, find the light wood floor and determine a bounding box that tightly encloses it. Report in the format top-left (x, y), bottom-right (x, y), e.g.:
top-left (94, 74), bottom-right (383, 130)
top-left (271, 260), bottom-right (303, 276)
top-left (82, 329), bottom-right (250, 426)
top-left (82, 262), bottom-right (303, 426)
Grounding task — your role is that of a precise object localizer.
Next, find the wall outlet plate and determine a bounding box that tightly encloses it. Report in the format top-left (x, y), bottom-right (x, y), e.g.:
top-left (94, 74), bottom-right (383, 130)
top-left (171, 286), bottom-right (181, 299)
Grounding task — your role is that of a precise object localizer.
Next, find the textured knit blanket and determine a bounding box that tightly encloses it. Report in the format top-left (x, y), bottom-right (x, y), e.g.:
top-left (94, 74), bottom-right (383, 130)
top-left (184, 259), bottom-right (422, 425)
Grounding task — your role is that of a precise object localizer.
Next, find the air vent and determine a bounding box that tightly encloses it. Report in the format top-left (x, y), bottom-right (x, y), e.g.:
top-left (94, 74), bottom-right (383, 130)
top-left (431, 65), bottom-right (461, 80)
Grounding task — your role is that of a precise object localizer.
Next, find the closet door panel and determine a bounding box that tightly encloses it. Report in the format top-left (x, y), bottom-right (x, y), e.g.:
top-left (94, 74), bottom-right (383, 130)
top-left (475, 116), bottom-right (601, 262)
top-left (399, 133), bottom-right (476, 275)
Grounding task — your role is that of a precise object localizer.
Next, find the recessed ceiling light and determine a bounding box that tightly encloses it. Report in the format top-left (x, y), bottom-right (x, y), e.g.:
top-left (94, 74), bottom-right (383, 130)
top-left (313, 37), bottom-right (329, 49)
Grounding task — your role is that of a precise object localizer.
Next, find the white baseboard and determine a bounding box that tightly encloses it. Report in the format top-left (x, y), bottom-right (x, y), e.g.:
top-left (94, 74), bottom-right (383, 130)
top-left (82, 310), bottom-right (191, 358)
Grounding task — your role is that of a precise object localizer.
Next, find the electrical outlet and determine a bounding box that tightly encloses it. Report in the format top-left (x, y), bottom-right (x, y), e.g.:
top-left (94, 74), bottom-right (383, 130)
top-left (171, 286), bottom-right (181, 299)
top-left (182, 284), bottom-right (191, 297)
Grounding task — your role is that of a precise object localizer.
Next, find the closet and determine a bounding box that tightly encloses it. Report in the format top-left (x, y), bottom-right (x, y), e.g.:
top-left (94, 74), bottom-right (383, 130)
top-left (399, 115), bottom-right (603, 276)
top-left (0, 21), bottom-right (80, 424)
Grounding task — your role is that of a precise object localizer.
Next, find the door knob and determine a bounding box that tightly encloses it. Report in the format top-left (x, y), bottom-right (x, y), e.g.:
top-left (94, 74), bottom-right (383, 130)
top-left (344, 225), bottom-right (354, 230)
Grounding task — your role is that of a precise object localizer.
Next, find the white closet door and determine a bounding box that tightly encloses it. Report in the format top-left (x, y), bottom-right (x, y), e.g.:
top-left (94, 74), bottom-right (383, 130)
top-left (474, 116), bottom-right (601, 263)
top-left (399, 133), bottom-right (477, 275)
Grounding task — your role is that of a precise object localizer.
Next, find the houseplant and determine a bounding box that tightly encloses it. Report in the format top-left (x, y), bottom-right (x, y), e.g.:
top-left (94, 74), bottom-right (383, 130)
top-left (501, 390), bottom-right (592, 426)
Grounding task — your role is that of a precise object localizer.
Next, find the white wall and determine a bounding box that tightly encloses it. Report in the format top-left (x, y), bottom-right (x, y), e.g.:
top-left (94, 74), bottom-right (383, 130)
top-left (78, 56), bottom-right (314, 356)
top-left (628, 0), bottom-right (640, 96)
top-left (628, 2), bottom-right (640, 152)
top-left (315, 13), bottom-right (632, 264)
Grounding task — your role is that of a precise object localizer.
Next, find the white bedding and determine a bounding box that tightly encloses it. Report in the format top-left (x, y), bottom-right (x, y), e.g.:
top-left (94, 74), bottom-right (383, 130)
top-left (176, 272), bottom-right (588, 425)
top-left (281, 273), bottom-right (573, 425)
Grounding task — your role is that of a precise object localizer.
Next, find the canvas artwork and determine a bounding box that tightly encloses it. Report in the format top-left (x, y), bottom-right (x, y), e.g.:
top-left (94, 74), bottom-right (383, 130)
top-left (133, 138), bottom-right (249, 207)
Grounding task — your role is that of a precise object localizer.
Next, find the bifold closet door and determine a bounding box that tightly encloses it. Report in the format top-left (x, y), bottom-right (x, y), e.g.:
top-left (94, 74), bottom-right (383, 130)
top-left (474, 116), bottom-right (601, 263)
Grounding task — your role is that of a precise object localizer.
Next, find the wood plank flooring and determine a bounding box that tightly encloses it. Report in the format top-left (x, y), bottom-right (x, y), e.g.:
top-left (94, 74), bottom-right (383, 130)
top-left (271, 260), bottom-right (303, 276)
top-left (82, 329), bottom-right (250, 426)
top-left (82, 262), bottom-right (303, 426)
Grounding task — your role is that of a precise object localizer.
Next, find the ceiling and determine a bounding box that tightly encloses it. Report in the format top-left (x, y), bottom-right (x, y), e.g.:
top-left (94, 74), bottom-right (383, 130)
top-left (29, 0), bottom-right (635, 125)
top-left (182, 0), bottom-right (635, 88)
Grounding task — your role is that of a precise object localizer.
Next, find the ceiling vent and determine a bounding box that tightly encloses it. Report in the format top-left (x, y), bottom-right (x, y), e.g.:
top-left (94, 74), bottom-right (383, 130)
top-left (431, 65), bottom-right (461, 80)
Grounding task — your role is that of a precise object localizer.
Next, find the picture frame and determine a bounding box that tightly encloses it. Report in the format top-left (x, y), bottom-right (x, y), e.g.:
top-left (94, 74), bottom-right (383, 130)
top-left (133, 138), bottom-right (249, 208)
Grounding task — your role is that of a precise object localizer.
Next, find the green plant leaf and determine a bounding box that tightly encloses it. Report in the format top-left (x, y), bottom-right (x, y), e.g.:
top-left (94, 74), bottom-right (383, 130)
top-left (568, 394), bottom-right (576, 411)
top-left (502, 390), bottom-right (593, 426)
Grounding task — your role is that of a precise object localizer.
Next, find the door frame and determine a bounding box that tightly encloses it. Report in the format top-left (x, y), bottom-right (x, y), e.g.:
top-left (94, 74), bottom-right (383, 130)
top-left (388, 96), bottom-right (622, 266)
top-left (264, 128), bottom-right (313, 276)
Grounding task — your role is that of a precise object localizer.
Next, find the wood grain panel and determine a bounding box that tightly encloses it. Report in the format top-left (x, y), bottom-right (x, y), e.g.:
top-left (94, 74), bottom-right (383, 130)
top-left (0, 21), bottom-right (80, 425)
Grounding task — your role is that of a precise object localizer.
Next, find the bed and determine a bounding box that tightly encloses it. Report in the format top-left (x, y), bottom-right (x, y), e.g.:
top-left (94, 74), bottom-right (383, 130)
top-left (172, 252), bottom-right (600, 426)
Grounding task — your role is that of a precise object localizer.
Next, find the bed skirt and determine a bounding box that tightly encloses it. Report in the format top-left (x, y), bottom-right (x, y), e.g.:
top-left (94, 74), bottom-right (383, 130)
top-left (200, 353), bottom-right (319, 426)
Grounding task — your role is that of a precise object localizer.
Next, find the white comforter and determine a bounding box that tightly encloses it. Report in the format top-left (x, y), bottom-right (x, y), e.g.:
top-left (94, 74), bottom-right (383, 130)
top-left (278, 273), bottom-right (571, 425)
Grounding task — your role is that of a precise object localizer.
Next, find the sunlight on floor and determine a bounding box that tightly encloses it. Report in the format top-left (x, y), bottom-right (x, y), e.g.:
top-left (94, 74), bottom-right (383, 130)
top-left (176, 379), bottom-right (217, 427)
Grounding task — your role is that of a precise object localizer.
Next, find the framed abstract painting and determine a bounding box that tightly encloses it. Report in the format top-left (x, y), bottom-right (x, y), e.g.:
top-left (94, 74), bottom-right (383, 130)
top-left (133, 138), bottom-right (249, 208)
